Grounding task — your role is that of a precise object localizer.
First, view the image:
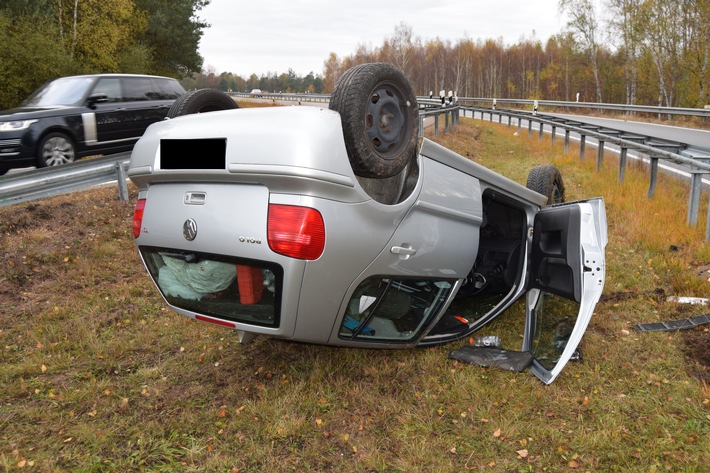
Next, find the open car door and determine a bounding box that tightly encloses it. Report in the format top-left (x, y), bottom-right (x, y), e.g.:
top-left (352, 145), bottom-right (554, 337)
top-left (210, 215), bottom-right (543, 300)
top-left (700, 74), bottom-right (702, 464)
top-left (523, 198), bottom-right (607, 384)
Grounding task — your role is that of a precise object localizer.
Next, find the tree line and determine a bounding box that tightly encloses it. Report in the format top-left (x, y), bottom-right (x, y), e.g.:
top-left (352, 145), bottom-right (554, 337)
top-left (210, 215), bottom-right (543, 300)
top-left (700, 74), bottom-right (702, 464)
top-left (3, 0), bottom-right (708, 110)
top-left (320, 0), bottom-right (709, 108)
top-left (0, 0), bottom-right (209, 110)
top-left (183, 67), bottom-right (325, 95)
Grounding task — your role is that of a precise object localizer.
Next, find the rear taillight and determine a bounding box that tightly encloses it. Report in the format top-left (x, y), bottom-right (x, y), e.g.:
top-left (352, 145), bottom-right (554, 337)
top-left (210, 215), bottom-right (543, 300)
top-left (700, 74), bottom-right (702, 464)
top-left (267, 204), bottom-right (325, 260)
top-left (133, 199), bottom-right (146, 239)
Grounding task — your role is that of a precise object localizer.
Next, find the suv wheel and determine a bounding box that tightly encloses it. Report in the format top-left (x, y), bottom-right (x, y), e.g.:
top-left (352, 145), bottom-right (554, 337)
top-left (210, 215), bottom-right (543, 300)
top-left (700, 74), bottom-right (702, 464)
top-left (526, 165), bottom-right (565, 205)
top-left (167, 89), bottom-right (239, 118)
top-left (37, 132), bottom-right (76, 167)
top-left (329, 63), bottom-right (418, 179)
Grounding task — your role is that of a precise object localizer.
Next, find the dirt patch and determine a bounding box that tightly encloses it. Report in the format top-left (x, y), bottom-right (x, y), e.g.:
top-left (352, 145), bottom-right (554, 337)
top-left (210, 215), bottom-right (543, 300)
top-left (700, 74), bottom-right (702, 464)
top-left (680, 328), bottom-right (710, 383)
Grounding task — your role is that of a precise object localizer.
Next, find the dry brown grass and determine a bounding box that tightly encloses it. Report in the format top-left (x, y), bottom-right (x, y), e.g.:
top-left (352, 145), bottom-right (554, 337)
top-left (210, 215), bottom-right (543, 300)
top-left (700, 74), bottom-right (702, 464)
top-left (0, 118), bottom-right (708, 472)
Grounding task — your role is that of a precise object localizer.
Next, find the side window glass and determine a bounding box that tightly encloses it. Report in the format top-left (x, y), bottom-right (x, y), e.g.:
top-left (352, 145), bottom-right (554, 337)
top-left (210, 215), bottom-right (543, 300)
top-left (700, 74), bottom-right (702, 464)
top-left (155, 79), bottom-right (185, 99)
top-left (339, 277), bottom-right (454, 342)
top-left (92, 78), bottom-right (122, 102)
top-left (122, 77), bottom-right (154, 101)
top-left (530, 292), bottom-right (581, 370)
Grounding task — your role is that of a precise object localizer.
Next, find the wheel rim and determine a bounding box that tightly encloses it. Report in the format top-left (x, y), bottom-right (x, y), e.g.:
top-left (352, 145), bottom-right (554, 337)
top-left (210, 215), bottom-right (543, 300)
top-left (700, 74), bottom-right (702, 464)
top-left (552, 182), bottom-right (563, 204)
top-left (42, 137), bottom-right (75, 166)
top-left (365, 84), bottom-right (409, 160)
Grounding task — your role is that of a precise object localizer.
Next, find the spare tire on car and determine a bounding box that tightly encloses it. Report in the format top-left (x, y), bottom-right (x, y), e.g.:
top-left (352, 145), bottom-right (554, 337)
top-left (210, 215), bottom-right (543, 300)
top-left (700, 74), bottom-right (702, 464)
top-left (329, 63), bottom-right (419, 179)
top-left (526, 165), bottom-right (565, 205)
top-left (167, 88), bottom-right (239, 118)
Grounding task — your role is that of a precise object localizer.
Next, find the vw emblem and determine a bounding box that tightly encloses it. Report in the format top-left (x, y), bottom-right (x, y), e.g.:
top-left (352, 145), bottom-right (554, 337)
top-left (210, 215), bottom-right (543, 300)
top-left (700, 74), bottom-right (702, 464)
top-left (183, 219), bottom-right (198, 241)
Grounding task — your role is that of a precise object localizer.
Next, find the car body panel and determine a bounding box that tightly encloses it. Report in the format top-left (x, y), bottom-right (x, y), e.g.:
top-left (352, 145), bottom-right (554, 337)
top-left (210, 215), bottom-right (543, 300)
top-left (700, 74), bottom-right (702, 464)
top-left (524, 198), bottom-right (607, 383)
top-left (129, 106), bottom-right (607, 382)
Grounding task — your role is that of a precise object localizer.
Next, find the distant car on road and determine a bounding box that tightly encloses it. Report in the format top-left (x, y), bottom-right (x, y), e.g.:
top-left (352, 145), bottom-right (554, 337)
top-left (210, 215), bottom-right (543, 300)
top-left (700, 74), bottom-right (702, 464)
top-left (0, 74), bottom-right (185, 175)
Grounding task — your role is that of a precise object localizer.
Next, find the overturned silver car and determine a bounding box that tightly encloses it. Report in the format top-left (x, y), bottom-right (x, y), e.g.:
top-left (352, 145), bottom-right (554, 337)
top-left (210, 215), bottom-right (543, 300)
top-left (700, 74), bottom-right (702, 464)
top-left (129, 63), bottom-right (606, 383)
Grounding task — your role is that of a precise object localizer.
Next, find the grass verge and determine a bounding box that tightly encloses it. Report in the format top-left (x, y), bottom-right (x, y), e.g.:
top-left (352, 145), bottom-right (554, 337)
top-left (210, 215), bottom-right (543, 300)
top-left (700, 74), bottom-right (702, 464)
top-left (0, 119), bottom-right (708, 472)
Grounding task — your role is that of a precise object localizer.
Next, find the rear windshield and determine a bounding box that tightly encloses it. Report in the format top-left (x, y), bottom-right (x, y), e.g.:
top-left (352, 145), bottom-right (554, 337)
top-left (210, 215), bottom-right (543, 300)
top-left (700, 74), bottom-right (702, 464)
top-left (140, 247), bottom-right (282, 328)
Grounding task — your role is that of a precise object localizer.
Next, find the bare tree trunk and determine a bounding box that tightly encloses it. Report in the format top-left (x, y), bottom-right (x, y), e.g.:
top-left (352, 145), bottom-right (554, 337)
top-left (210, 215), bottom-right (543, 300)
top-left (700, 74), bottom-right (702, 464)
top-left (71, 0), bottom-right (78, 57)
top-left (591, 46), bottom-right (602, 102)
top-left (54, 0), bottom-right (63, 41)
top-left (700, 40), bottom-right (709, 105)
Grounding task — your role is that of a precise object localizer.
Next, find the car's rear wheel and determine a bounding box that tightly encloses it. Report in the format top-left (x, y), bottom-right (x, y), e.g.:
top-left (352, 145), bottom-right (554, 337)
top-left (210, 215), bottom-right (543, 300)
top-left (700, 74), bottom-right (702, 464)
top-left (329, 62), bottom-right (418, 179)
top-left (167, 89), bottom-right (239, 118)
top-left (36, 132), bottom-right (76, 168)
top-left (526, 165), bottom-right (565, 205)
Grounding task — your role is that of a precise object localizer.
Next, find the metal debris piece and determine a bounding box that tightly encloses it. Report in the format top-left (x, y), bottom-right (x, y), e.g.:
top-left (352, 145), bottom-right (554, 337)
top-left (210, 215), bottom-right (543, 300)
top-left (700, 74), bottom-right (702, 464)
top-left (634, 313), bottom-right (710, 332)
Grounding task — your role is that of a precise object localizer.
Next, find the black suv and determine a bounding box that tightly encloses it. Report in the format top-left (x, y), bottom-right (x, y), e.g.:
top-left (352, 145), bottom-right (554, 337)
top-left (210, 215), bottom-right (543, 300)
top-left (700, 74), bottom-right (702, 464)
top-left (0, 74), bottom-right (185, 175)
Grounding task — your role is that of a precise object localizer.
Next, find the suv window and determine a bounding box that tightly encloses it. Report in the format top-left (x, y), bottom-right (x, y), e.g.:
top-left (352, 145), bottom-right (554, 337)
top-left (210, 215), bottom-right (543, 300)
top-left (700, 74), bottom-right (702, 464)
top-left (122, 77), bottom-right (155, 101)
top-left (154, 78), bottom-right (184, 100)
top-left (93, 78), bottom-right (122, 102)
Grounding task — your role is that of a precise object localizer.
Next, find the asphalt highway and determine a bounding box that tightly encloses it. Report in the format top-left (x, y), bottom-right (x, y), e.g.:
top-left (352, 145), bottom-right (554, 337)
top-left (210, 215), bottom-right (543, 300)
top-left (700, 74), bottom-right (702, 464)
top-left (546, 113), bottom-right (710, 157)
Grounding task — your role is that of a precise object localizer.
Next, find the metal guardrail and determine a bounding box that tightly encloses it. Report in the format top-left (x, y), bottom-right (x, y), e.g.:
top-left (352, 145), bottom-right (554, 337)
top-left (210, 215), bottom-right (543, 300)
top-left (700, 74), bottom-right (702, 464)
top-left (419, 104), bottom-right (460, 137)
top-left (2, 95), bottom-right (708, 237)
top-left (457, 97), bottom-right (710, 119)
top-left (232, 92), bottom-right (710, 119)
top-left (0, 153), bottom-right (130, 208)
top-left (229, 92), bottom-right (330, 103)
top-left (463, 106), bottom-right (710, 238)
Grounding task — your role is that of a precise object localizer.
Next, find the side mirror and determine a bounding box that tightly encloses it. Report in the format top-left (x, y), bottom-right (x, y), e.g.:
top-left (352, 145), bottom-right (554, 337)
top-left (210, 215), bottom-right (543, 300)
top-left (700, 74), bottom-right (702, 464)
top-left (86, 93), bottom-right (108, 107)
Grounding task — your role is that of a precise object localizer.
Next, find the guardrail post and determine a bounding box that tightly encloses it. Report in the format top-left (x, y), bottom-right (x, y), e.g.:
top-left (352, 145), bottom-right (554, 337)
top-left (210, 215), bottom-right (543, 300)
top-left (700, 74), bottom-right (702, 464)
top-left (580, 135), bottom-right (586, 160)
top-left (434, 114), bottom-right (439, 136)
top-left (115, 161), bottom-right (129, 201)
top-left (498, 114), bottom-right (502, 124)
top-left (507, 115), bottom-right (512, 127)
top-left (445, 110), bottom-right (450, 133)
top-left (551, 125), bottom-right (557, 146)
top-left (538, 122), bottom-right (544, 141)
top-left (564, 130), bottom-right (570, 154)
top-left (687, 171), bottom-right (703, 226)
top-left (647, 156), bottom-right (660, 198)
top-left (597, 140), bottom-right (605, 170)
top-left (528, 119), bottom-right (533, 137)
top-left (419, 115), bottom-right (424, 138)
top-left (619, 147), bottom-right (628, 182)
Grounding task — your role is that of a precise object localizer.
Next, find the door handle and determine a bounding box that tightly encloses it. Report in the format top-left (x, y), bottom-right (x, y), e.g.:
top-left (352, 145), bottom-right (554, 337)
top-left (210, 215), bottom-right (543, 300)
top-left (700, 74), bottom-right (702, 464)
top-left (391, 245), bottom-right (416, 257)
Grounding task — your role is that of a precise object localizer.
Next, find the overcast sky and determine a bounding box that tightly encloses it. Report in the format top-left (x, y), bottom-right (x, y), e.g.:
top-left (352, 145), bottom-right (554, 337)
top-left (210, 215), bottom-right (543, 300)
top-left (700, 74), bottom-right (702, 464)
top-left (197, 0), bottom-right (568, 78)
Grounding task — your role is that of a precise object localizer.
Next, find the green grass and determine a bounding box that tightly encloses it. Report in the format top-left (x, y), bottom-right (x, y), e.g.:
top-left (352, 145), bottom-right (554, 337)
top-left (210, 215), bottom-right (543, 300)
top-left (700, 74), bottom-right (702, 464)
top-left (1, 119), bottom-right (709, 472)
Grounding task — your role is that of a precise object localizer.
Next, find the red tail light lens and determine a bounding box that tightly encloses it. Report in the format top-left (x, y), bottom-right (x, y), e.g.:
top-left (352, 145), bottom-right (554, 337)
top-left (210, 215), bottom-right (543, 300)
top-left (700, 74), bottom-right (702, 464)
top-left (267, 204), bottom-right (325, 260)
top-left (133, 199), bottom-right (146, 239)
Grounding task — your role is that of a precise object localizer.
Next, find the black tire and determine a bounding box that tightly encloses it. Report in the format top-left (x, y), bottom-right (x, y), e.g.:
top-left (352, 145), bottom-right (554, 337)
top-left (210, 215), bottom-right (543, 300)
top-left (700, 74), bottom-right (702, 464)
top-left (167, 89), bottom-right (239, 118)
top-left (36, 132), bottom-right (76, 168)
top-left (329, 63), bottom-right (418, 178)
top-left (526, 165), bottom-right (565, 205)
